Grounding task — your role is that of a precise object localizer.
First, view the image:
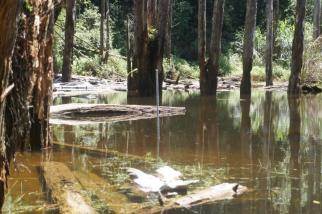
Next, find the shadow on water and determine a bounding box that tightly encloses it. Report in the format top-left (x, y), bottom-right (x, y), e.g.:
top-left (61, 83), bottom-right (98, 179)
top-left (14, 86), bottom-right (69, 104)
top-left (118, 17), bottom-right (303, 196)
top-left (3, 90), bottom-right (322, 213)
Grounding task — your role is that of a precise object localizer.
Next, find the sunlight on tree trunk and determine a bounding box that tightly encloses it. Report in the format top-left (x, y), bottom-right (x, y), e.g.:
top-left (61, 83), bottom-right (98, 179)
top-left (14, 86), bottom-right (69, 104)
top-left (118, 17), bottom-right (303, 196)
top-left (313, 0), bottom-right (320, 39)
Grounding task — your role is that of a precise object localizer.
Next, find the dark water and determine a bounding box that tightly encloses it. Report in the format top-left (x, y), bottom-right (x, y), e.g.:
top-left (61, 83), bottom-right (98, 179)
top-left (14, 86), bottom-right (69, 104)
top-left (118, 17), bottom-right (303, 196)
top-left (4, 90), bottom-right (322, 213)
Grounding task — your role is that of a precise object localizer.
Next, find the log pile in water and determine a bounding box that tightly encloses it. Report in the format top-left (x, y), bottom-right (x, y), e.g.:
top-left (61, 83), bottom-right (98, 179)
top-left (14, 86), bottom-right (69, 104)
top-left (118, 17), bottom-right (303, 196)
top-left (50, 103), bottom-right (186, 125)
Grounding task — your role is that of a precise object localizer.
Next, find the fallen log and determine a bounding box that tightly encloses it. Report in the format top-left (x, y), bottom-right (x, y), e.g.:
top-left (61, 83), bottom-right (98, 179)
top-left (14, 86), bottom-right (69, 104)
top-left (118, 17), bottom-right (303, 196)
top-left (40, 162), bottom-right (96, 214)
top-left (50, 103), bottom-right (186, 125)
top-left (141, 183), bottom-right (248, 213)
top-left (73, 171), bottom-right (140, 213)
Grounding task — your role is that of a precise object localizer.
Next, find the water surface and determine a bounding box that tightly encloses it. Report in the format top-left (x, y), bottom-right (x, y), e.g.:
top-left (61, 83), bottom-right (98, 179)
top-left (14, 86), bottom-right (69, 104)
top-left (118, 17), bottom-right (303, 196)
top-left (4, 90), bottom-right (322, 214)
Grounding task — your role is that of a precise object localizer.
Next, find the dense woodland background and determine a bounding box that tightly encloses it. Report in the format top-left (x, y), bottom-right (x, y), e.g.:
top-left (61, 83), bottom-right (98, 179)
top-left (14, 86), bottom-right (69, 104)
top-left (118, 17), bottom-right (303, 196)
top-left (53, 0), bottom-right (315, 83)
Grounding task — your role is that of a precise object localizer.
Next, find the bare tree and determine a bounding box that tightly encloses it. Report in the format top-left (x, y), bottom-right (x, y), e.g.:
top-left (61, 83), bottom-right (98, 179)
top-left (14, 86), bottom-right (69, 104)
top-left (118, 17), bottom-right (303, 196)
top-left (265, 0), bottom-right (274, 86)
top-left (62, 0), bottom-right (76, 82)
top-left (288, 0), bottom-right (306, 95)
top-left (240, 0), bottom-right (257, 97)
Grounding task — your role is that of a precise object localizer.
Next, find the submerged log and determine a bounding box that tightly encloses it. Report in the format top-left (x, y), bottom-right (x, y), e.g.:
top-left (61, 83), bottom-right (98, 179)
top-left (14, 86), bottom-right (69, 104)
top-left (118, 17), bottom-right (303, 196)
top-left (175, 183), bottom-right (248, 207)
top-left (40, 162), bottom-right (96, 214)
top-left (50, 103), bottom-right (186, 125)
top-left (73, 171), bottom-right (139, 213)
top-left (142, 183), bottom-right (248, 213)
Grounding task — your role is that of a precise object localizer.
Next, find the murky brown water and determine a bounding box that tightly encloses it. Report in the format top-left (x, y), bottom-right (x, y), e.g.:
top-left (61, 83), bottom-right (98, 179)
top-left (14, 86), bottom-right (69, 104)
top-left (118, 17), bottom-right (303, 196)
top-left (4, 90), bottom-right (322, 213)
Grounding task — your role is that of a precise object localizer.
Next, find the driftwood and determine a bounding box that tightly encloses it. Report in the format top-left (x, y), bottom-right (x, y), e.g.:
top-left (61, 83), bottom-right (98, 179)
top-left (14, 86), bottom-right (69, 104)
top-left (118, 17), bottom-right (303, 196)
top-left (73, 171), bottom-right (140, 213)
top-left (142, 183), bottom-right (248, 213)
top-left (50, 103), bottom-right (186, 125)
top-left (40, 162), bottom-right (96, 214)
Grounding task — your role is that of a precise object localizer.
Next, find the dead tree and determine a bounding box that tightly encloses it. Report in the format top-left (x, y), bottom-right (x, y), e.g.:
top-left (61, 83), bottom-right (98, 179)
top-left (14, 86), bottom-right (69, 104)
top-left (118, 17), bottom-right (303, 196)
top-left (265, 0), bottom-right (274, 86)
top-left (0, 0), bottom-right (21, 207)
top-left (240, 0), bottom-right (257, 97)
top-left (198, 0), bottom-right (225, 95)
top-left (128, 0), bottom-right (170, 97)
top-left (62, 0), bottom-right (76, 82)
top-left (313, 0), bottom-right (320, 39)
top-left (288, 0), bottom-right (306, 95)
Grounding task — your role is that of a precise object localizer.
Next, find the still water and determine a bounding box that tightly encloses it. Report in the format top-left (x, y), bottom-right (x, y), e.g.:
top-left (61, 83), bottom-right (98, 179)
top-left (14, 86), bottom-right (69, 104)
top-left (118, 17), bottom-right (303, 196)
top-left (3, 90), bottom-right (322, 213)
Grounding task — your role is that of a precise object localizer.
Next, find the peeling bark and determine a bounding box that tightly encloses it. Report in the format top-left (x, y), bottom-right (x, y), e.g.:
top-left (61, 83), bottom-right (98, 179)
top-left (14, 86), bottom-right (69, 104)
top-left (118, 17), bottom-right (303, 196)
top-left (0, 0), bottom-right (21, 207)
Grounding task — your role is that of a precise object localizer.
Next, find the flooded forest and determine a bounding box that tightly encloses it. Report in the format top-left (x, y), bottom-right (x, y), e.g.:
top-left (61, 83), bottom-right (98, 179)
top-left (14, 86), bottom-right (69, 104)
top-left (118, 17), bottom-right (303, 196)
top-left (1, 0), bottom-right (322, 213)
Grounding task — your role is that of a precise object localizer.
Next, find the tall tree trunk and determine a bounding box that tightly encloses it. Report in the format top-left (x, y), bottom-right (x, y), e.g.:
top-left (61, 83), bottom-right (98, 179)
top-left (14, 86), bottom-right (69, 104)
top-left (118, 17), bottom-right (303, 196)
top-left (202, 0), bottom-right (225, 95)
top-left (100, 0), bottom-right (106, 62)
top-left (265, 0), bottom-right (274, 86)
top-left (313, 0), bottom-right (320, 39)
top-left (273, 0), bottom-right (279, 58)
top-left (165, 0), bottom-right (173, 59)
top-left (288, 0), bottom-right (306, 95)
top-left (0, 0), bottom-right (21, 207)
top-left (240, 0), bottom-right (257, 97)
top-left (8, 0), bottom-right (56, 151)
top-left (127, 15), bottom-right (133, 74)
top-left (62, 0), bottom-right (76, 82)
top-left (129, 0), bottom-right (170, 97)
top-left (105, 0), bottom-right (110, 62)
top-left (198, 0), bottom-right (207, 94)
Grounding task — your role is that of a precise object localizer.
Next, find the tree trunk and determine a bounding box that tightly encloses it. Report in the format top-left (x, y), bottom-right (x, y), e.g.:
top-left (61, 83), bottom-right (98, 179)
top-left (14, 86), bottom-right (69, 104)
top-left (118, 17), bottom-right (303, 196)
top-left (127, 15), bottom-right (133, 74)
top-left (62, 0), bottom-right (76, 82)
top-left (240, 0), bottom-right (257, 97)
top-left (198, 0), bottom-right (207, 94)
top-left (313, 0), bottom-right (320, 39)
top-left (0, 0), bottom-right (21, 207)
top-left (165, 0), bottom-right (173, 59)
top-left (288, 0), bottom-right (306, 95)
top-left (273, 0), bottom-right (279, 58)
top-left (202, 0), bottom-right (225, 95)
top-left (105, 0), bottom-right (110, 62)
top-left (265, 0), bottom-right (274, 86)
top-left (8, 0), bottom-right (56, 152)
top-left (129, 0), bottom-right (170, 97)
top-left (100, 0), bottom-right (106, 62)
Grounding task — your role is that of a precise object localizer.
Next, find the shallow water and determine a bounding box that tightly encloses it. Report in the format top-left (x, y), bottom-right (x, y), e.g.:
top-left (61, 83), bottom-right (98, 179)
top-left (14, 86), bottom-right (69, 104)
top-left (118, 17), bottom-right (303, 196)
top-left (4, 90), bottom-right (322, 213)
